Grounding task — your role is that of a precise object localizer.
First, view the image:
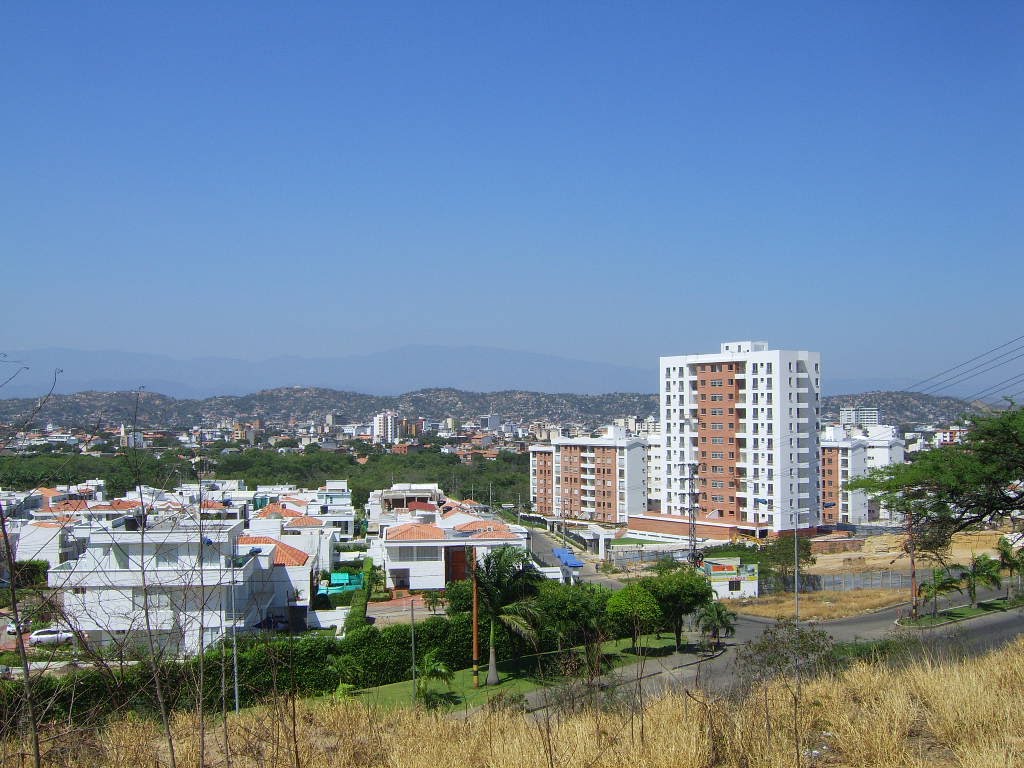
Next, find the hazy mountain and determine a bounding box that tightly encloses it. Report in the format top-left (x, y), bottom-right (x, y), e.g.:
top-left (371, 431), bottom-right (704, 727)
top-left (0, 346), bottom-right (653, 398)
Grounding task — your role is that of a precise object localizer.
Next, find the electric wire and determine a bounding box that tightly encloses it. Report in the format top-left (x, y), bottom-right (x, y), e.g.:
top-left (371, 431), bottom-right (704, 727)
top-left (904, 333), bottom-right (1024, 392)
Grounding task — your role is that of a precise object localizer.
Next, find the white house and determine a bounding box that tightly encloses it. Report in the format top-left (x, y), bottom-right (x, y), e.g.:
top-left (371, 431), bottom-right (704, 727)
top-left (370, 505), bottom-right (529, 590)
top-left (48, 517), bottom-right (284, 656)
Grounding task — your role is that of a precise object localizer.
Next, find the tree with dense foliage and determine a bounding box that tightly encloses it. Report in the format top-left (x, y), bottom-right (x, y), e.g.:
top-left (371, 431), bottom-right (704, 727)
top-left (474, 546), bottom-right (545, 685)
top-left (695, 601), bottom-right (736, 649)
top-left (759, 536), bottom-right (815, 590)
top-left (641, 567), bottom-right (714, 650)
top-left (850, 408), bottom-right (1024, 552)
top-left (955, 553), bottom-right (1002, 607)
top-left (918, 569), bottom-right (963, 617)
top-left (605, 583), bottom-right (661, 650)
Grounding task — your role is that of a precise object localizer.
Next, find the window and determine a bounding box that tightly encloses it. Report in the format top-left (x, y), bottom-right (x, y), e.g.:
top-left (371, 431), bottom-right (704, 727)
top-left (728, 579), bottom-right (741, 592)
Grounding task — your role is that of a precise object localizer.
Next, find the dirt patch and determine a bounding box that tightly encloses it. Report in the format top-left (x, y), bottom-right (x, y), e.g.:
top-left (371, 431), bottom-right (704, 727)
top-left (809, 530), bottom-right (1005, 575)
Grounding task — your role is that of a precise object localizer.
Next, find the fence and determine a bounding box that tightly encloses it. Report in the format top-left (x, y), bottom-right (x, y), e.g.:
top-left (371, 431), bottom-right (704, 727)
top-left (764, 569), bottom-right (924, 594)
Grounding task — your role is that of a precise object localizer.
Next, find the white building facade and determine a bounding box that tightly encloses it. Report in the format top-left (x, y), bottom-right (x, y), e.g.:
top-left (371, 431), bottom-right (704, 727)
top-left (633, 341), bottom-right (822, 541)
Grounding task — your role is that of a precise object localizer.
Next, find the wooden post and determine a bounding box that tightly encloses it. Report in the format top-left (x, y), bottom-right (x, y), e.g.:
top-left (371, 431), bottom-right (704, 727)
top-left (471, 546), bottom-right (480, 688)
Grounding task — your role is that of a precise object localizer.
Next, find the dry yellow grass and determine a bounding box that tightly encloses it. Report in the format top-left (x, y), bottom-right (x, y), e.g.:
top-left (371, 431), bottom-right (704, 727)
top-left (2, 638), bottom-right (1022, 767)
top-left (731, 588), bottom-right (906, 620)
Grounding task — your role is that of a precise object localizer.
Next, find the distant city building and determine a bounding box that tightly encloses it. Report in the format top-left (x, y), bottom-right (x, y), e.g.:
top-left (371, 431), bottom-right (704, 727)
top-left (529, 426), bottom-right (647, 525)
top-left (839, 406), bottom-right (879, 426)
top-left (372, 410), bottom-right (399, 444)
top-left (633, 341), bottom-right (821, 541)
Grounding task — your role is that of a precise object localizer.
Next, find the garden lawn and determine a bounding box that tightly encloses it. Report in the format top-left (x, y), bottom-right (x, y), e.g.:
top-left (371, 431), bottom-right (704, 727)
top-left (899, 596), bottom-right (1022, 627)
top-left (352, 633), bottom-right (682, 710)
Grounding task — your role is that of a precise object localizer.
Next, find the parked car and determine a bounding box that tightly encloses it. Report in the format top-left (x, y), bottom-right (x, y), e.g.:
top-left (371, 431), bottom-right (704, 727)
top-left (28, 628), bottom-right (73, 646)
top-left (5, 620), bottom-right (29, 636)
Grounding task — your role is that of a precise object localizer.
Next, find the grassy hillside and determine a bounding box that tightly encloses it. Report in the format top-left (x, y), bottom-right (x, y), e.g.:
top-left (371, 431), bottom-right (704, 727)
top-left (5, 637), bottom-right (1020, 766)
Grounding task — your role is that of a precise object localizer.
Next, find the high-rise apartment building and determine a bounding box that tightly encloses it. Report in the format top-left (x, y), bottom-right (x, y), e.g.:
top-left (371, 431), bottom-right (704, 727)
top-left (632, 341), bottom-right (821, 540)
top-left (529, 426), bottom-right (647, 524)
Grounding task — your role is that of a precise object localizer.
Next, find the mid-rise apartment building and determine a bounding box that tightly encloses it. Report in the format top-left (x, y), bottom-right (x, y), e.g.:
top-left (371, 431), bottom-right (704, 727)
top-left (372, 410), bottom-right (399, 444)
top-left (632, 341), bottom-right (821, 540)
top-left (529, 426), bottom-right (647, 524)
top-left (821, 424), bottom-right (906, 525)
top-left (839, 406), bottom-right (879, 426)
top-left (820, 428), bottom-right (870, 525)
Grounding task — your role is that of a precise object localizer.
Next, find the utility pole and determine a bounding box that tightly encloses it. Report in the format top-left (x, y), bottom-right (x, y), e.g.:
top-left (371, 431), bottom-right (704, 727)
top-left (908, 513), bottom-right (918, 620)
top-left (410, 597), bottom-right (417, 703)
top-left (793, 509), bottom-right (800, 622)
top-left (471, 547), bottom-right (480, 688)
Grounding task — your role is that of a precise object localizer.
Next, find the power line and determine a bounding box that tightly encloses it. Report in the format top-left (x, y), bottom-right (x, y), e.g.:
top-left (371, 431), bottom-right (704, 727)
top-left (963, 370), bottom-right (1024, 403)
top-left (916, 346), bottom-right (1024, 396)
top-left (905, 333), bottom-right (1024, 392)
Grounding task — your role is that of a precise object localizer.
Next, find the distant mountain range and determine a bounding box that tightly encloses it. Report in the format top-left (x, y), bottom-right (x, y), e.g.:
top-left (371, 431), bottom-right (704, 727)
top-left (0, 346), bottom-right (656, 398)
top-left (0, 386), bottom-right (973, 432)
top-left (0, 346), bottom-right (915, 399)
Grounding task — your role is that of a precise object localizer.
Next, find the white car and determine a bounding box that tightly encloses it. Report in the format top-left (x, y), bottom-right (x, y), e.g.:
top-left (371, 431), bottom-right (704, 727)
top-left (28, 628), bottom-right (73, 646)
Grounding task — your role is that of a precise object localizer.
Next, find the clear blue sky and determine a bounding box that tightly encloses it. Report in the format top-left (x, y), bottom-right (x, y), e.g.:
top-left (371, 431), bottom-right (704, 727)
top-left (2, 2), bottom-right (1021, 384)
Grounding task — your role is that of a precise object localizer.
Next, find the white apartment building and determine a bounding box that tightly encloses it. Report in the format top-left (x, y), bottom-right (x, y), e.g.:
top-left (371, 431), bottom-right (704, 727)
top-left (820, 428), bottom-right (870, 526)
top-left (634, 341), bottom-right (822, 541)
top-left (529, 426), bottom-right (647, 525)
top-left (645, 432), bottom-right (664, 512)
top-left (372, 411), bottom-right (399, 444)
top-left (839, 406), bottom-right (879, 426)
top-left (821, 424), bottom-right (906, 525)
top-left (48, 518), bottom-right (283, 656)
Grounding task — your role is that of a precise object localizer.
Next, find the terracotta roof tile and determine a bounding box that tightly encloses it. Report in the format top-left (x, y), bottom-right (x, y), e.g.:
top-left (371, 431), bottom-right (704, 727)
top-left (470, 530), bottom-right (519, 540)
top-left (454, 520), bottom-right (510, 534)
top-left (238, 535), bottom-right (309, 567)
top-left (385, 522), bottom-right (444, 541)
top-left (254, 503), bottom-right (302, 519)
top-left (286, 516), bottom-right (325, 528)
top-left (407, 501), bottom-right (437, 512)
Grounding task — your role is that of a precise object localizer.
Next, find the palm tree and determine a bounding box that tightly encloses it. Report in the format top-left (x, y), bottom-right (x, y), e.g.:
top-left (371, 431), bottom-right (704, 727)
top-left (414, 649), bottom-right (453, 702)
top-left (956, 554), bottom-right (1002, 608)
top-left (475, 545), bottom-right (545, 685)
top-left (996, 537), bottom-right (1023, 599)
top-left (918, 569), bottom-right (962, 617)
top-left (695, 601), bottom-right (736, 649)
top-left (327, 653), bottom-right (364, 696)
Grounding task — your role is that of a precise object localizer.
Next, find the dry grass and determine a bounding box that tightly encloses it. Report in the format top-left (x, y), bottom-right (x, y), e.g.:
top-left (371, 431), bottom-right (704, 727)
top-left (731, 588), bottom-right (907, 620)
top-left (1, 639), bottom-right (1022, 767)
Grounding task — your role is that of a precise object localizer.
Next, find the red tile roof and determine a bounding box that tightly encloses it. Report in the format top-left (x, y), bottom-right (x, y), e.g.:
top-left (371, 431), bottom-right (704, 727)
top-left (470, 530), bottom-right (519, 540)
top-left (254, 503), bottom-right (302, 519)
top-left (286, 516), bottom-right (324, 528)
top-left (385, 523), bottom-right (444, 541)
top-left (238, 535), bottom-right (309, 567)
top-left (51, 500), bottom-right (90, 513)
top-left (407, 501), bottom-right (437, 512)
top-left (200, 500), bottom-right (226, 509)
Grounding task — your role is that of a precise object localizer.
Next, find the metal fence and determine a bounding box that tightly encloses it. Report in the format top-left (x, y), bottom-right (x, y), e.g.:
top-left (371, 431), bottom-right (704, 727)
top-left (764, 569), bottom-right (921, 594)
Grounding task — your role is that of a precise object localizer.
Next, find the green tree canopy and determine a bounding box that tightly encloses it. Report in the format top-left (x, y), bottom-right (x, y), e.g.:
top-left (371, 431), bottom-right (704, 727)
top-left (605, 583), bottom-right (661, 649)
top-left (641, 567), bottom-right (714, 650)
top-left (849, 408), bottom-right (1024, 553)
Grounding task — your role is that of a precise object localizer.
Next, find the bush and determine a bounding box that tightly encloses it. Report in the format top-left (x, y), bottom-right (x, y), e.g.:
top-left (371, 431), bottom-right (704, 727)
top-left (13, 560), bottom-right (49, 588)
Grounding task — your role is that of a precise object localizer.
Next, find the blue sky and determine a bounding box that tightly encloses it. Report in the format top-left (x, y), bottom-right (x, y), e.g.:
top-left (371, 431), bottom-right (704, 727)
top-left (2, 2), bottom-right (1021, 387)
